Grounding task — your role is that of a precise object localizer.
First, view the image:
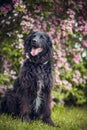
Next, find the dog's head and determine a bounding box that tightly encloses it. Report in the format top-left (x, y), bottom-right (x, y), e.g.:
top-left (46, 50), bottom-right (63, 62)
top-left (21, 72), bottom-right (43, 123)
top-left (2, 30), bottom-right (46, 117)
top-left (24, 31), bottom-right (52, 64)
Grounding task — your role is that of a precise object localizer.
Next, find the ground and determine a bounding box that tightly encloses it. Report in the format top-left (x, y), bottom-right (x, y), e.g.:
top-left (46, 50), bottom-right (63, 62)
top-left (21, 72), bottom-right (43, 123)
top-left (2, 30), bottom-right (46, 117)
top-left (0, 105), bottom-right (87, 130)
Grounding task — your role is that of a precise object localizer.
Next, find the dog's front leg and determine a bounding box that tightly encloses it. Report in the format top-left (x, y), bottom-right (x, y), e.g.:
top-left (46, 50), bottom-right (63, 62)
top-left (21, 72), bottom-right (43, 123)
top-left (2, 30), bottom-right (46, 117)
top-left (42, 94), bottom-right (55, 127)
top-left (43, 111), bottom-right (55, 127)
top-left (20, 95), bottom-right (31, 122)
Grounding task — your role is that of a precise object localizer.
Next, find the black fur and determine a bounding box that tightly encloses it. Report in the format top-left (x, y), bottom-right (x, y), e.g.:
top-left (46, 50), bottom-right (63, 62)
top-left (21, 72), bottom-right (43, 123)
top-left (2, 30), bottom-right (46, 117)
top-left (0, 31), bottom-right (55, 126)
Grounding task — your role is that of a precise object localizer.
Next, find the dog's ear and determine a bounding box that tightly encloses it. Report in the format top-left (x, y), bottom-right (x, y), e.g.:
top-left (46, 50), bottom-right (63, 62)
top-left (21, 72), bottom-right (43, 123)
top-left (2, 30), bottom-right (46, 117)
top-left (47, 34), bottom-right (52, 48)
top-left (24, 32), bottom-right (34, 53)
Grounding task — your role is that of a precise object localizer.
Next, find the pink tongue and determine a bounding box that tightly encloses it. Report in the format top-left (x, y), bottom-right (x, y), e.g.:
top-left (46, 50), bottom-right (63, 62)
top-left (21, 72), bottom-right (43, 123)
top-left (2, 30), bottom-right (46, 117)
top-left (30, 48), bottom-right (42, 56)
top-left (30, 48), bottom-right (37, 56)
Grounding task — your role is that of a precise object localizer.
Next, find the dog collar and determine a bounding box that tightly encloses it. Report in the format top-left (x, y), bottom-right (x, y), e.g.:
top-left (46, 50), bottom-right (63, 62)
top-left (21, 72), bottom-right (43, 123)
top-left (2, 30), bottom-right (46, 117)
top-left (25, 53), bottom-right (49, 65)
top-left (27, 57), bottom-right (48, 65)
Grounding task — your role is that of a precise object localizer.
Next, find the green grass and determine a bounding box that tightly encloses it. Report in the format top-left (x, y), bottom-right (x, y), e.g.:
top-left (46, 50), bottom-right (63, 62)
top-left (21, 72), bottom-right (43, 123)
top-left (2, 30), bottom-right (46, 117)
top-left (0, 106), bottom-right (87, 130)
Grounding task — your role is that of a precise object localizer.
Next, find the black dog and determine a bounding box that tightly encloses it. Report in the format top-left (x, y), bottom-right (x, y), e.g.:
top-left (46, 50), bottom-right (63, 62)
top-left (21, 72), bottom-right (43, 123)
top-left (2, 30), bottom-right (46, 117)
top-left (0, 31), bottom-right (55, 126)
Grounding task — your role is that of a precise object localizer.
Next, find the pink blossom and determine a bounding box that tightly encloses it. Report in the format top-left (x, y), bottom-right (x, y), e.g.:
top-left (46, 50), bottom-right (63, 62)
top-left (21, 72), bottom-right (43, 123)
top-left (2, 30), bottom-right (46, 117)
top-left (41, 22), bottom-right (47, 31)
top-left (13, 0), bottom-right (25, 10)
top-left (0, 4), bottom-right (12, 13)
top-left (64, 62), bottom-right (72, 72)
top-left (13, 0), bottom-right (23, 5)
top-left (53, 38), bottom-right (59, 43)
top-left (0, 85), bottom-right (7, 94)
top-left (55, 75), bottom-right (62, 85)
top-left (67, 9), bottom-right (75, 16)
top-left (57, 60), bottom-right (63, 68)
top-left (72, 77), bottom-right (79, 85)
top-left (78, 1), bottom-right (83, 9)
top-left (2, 59), bottom-right (9, 72)
top-left (78, 16), bottom-right (83, 24)
top-left (78, 26), bottom-right (83, 32)
top-left (72, 70), bottom-right (82, 85)
top-left (5, 4), bottom-right (12, 11)
top-left (34, 6), bottom-right (42, 13)
top-left (60, 19), bottom-right (73, 36)
top-left (82, 40), bottom-right (87, 48)
top-left (55, 7), bottom-right (63, 13)
top-left (62, 80), bottom-right (72, 91)
top-left (73, 53), bottom-right (81, 64)
top-left (64, 83), bottom-right (72, 91)
top-left (75, 70), bottom-right (81, 77)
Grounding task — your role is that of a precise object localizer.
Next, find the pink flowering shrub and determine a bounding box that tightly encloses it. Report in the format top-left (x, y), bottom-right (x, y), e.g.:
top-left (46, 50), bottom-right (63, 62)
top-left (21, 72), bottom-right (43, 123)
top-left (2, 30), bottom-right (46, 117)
top-left (0, 0), bottom-right (87, 105)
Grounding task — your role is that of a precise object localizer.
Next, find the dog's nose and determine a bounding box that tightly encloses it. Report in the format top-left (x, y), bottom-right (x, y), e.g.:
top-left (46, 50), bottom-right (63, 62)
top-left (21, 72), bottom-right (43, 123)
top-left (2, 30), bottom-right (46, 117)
top-left (32, 39), bottom-right (38, 48)
top-left (32, 39), bottom-right (37, 43)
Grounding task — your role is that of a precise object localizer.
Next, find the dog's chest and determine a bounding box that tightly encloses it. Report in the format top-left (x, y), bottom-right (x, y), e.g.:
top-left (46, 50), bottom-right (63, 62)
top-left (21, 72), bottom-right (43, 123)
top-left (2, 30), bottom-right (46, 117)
top-left (31, 65), bottom-right (45, 82)
top-left (25, 64), bottom-right (49, 112)
top-left (34, 80), bottom-right (44, 113)
top-left (30, 66), bottom-right (44, 112)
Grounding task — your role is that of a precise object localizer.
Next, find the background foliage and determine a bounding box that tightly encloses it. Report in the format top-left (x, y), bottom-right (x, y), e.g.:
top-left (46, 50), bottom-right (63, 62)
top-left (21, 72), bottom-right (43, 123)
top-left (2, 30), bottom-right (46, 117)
top-left (0, 0), bottom-right (87, 105)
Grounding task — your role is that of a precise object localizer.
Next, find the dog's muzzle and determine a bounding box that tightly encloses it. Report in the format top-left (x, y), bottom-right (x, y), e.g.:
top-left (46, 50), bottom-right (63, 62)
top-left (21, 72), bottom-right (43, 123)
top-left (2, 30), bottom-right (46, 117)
top-left (30, 48), bottom-right (43, 56)
top-left (30, 39), bottom-right (43, 56)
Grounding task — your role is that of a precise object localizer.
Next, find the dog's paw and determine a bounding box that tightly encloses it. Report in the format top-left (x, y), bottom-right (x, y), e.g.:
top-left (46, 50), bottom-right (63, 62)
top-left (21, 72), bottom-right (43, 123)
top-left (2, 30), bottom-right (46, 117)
top-left (22, 114), bottom-right (30, 122)
top-left (43, 117), bottom-right (55, 127)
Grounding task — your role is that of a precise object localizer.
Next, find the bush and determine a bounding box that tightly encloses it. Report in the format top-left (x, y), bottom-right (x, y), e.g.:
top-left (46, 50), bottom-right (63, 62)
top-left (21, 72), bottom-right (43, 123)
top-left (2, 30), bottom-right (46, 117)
top-left (0, 0), bottom-right (87, 105)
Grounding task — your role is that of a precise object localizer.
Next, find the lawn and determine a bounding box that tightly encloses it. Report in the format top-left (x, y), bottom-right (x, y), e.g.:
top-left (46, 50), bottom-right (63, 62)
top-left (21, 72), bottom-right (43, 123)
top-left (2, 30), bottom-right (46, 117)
top-left (0, 105), bottom-right (87, 130)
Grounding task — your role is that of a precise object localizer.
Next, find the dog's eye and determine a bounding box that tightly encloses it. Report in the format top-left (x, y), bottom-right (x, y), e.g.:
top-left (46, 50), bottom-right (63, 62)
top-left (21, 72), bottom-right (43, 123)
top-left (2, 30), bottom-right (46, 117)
top-left (40, 35), bottom-right (44, 39)
top-left (33, 35), bottom-right (36, 38)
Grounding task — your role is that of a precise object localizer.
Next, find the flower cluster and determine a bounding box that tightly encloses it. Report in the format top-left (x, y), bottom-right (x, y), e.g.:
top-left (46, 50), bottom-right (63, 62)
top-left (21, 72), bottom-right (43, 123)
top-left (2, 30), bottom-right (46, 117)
top-left (0, 4), bottom-right (12, 13)
top-left (13, 0), bottom-right (25, 11)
